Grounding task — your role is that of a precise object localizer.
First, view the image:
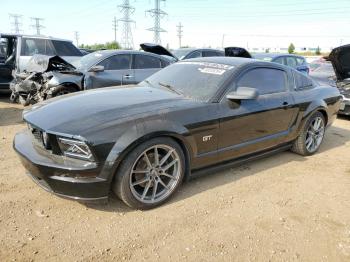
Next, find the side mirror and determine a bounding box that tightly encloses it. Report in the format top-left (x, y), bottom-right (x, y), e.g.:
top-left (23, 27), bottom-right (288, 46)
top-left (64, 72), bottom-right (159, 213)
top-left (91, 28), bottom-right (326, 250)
top-left (226, 86), bottom-right (259, 101)
top-left (89, 65), bottom-right (104, 72)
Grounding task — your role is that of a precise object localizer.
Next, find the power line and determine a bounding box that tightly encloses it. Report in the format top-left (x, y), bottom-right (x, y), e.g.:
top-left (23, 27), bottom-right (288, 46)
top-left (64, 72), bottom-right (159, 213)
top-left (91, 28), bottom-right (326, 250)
top-left (146, 0), bottom-right (167, 44)
top-left (30, 17), bottom-right (45, 35)
top-left (74, 31), bottom-right (79, 47)
top-left (112, 16), bottom-right (118, 44)
top-left (118, 0), bottom-right (135, 50)
top-left (176, 22), bottom-right (183, 48)
top-left (9, 13), bottom-right (23, 34)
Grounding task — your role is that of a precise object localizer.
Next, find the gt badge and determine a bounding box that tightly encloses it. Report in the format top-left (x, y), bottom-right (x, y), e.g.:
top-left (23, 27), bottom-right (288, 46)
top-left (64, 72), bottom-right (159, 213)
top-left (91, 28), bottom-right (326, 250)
top-left (203, 135), bottom-right (213, 142)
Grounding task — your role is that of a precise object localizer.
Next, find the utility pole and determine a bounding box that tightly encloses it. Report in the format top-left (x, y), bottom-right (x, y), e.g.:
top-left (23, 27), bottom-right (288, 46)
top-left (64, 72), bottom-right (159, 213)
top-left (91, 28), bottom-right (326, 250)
top-left (9, 13), bottom-right (23, 34)
top-left (112, 16), bottom-right (118, 44)
top-left (74, 31), bottom-right (79, 47)
top-left (118, 0), bottom-right (135, 49)
top-left (30, 17), bottom-right (45, 35)
top-left (146, 0), bottom-right (167, 44)
top-left (176, 22), bottom-right (183, 48)
top-left (221, 34), bottom-right (225, 48)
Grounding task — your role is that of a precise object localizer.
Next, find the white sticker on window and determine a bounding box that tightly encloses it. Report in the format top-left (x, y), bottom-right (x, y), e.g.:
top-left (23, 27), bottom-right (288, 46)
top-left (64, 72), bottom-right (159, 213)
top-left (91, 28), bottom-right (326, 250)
top-left (178, 61), bottom-right (234, 70)
top-left (198, 67), bottom-right (226, 75)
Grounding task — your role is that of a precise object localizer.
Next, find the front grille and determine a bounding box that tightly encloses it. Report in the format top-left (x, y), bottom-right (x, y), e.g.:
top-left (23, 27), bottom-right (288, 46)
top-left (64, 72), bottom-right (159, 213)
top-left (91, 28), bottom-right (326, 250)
top-left (27, 123), bottom-right (61, 154)
top-left (31, 128), bottom-right (43, 144)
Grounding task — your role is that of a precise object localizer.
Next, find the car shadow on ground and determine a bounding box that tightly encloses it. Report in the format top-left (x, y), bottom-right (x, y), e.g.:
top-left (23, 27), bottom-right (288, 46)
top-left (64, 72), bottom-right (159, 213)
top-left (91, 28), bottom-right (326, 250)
top-left (84, 123), bottom-right (350, 213)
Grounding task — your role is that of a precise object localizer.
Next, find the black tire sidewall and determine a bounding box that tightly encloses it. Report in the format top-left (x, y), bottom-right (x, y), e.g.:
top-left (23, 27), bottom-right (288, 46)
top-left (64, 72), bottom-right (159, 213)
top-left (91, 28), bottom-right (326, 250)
top-left (114, 137), bottom-right (186, 209)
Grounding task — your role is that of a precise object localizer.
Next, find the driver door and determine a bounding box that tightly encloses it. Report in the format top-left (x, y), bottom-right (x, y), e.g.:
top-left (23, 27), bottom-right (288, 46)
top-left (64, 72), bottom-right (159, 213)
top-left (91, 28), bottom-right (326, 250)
top-left (86, 54), bottom-right (135, 89)
top-left (218, 67), bottom-right (297, 162)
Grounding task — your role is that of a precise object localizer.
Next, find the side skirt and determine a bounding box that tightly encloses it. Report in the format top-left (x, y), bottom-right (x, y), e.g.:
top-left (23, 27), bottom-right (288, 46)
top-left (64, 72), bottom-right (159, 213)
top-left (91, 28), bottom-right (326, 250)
top-left (189, 143), bottom-right (293, 179)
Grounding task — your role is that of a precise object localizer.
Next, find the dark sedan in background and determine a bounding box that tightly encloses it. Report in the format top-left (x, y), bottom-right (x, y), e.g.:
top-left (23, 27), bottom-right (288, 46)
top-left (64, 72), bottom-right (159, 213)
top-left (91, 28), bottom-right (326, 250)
top-left (14, 57), bottom-right (340, 209)
top-left (254, 53), bottom-right (310, 74)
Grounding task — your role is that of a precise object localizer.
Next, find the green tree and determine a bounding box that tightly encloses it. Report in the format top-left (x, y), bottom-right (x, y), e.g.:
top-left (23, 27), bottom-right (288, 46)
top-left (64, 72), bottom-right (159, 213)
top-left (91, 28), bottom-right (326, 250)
top-left (288, 43), bottom-right (295, 54)
top-left (79, 41), bottom-right (121, 50)
top-left (315, 46), bottom-right (321, 55)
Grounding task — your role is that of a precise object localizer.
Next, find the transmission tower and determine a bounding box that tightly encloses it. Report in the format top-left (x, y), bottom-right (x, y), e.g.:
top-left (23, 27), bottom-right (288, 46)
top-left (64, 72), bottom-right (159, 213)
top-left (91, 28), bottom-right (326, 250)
top-left (9, 14), bottom-right (23, 34)
top-left (112, 16), bottom-right (118, 44)
top-left (176, 22), bottom-right (183, 48)
top-left (74, 31), bottom-right (80, 47)
top-left (118, 0), bottom-right (135, 49)
top-left (146, 0), bottom-right (167, 44)
top-left (30, 17), bottom-right (45, 35)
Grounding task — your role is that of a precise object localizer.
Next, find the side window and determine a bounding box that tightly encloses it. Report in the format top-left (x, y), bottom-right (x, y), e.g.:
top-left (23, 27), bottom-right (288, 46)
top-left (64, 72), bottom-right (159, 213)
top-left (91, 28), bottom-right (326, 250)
top-left (21, 38), bottom-right (46, 56)
top-left (51, 40), bottom-right (82, 56)
top-left (274, 57), bottom-right (285, 65)
top-left (296, 57), bottom-right (305, 66)
top-left (285, 57), bottom-right (297, 67)
top-left (98, 55), bottom-right (131, 70)
top-left (134, 55), bottom-right (161, 69)
top-left (160, 59), bottom-right (170, 68)
top-left (202, 50), bottom-right (221, 57)
top-left (45, 40), bottom-right (55, 55)
top-left (237, 68), bottom-right (287, 95)
top-left (186, 51), bottom-right (201, 59)
top-left (293, 71), bottom-right (314, 90)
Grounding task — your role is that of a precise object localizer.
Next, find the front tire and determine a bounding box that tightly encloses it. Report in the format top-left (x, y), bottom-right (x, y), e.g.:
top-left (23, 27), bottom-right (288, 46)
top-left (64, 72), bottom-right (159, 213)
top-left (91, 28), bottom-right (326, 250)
top-left (113, 137), bottom-right (186, 209)
top-left (292, 111), bottom-right (326, 156)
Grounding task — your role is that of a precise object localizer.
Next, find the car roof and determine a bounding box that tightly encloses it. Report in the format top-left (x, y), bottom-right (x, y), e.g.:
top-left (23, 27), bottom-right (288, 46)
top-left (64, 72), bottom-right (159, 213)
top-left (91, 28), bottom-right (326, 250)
top-left (183, 56), bottom-right (260, 66)
top-left (85, 49), bottom-right (172, 61)
top-left (175, 47), bottom-right (223, 52)
top-left (0, 33), bottom-right (73, 42)
top-left (254, 53), bottom-right (305, 59)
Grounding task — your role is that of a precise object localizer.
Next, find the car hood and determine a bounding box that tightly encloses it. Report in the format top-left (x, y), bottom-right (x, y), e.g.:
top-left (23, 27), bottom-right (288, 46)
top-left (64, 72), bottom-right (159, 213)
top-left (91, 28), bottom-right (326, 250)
top-left (140, 43), bottom-right (177, 60)
top-left (23, 85), bottom-right (185, 135)
top-left (224, 47), bottom-right (252, 58)
top-left (328, 44), bottom-right (350, 81)
top-left (26, 55), bottom-right (76, 73)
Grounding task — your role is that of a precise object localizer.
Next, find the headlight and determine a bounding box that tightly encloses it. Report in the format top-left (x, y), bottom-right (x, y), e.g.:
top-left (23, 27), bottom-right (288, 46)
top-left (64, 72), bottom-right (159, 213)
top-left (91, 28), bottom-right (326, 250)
top-left (57, 137), bottom-right (94, 161)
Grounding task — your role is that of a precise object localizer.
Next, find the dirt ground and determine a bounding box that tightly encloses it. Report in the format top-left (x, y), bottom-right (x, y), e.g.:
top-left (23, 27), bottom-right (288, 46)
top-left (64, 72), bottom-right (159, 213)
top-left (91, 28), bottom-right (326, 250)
top-left (1, 94), bottom-right (350, 262)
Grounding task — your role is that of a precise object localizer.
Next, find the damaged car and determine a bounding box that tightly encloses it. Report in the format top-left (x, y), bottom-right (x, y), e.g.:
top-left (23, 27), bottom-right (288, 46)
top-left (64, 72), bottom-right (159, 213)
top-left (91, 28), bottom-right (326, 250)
top-left (14, 57), bottom-right (340, 209)
top-left (0, 34), bottom-right (83, 92)
top-left (10, 47), bottom-right (175, 105)
top-left (328, 44), bottom-right (350, 116)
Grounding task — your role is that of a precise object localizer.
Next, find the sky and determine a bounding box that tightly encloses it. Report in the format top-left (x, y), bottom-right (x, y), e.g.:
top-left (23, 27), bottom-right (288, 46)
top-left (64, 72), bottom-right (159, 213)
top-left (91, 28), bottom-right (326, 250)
top-left (1, 0), bottom-right (350, 51)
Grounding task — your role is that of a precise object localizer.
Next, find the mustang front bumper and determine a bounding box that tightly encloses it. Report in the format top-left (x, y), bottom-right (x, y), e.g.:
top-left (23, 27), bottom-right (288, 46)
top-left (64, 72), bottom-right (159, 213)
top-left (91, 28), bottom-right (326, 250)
top-left (13, 130), bottom-right (110, 201)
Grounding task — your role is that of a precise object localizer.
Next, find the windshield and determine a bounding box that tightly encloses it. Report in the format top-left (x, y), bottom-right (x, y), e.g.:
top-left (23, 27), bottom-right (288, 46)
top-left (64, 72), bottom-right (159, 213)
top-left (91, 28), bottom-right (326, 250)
top-left (141, 61), bottom-right (235, 101)
top-left (71, 51), bottom-right (101, 70)
top-left (172, 49), bottom-right (194, 59)
top-left (311, 62), bottom-right (334, 74)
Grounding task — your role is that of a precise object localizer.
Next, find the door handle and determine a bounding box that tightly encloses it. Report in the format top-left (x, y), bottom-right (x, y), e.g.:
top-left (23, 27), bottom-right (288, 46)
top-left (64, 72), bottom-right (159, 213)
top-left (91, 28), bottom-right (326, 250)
top-left (123, 74), bottom-right (134, 79)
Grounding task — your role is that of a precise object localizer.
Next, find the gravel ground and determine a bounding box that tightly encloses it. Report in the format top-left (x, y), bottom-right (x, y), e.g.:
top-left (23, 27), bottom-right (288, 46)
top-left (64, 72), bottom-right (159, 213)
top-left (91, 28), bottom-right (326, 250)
top-left (1, 95), bottom-right (350, 261)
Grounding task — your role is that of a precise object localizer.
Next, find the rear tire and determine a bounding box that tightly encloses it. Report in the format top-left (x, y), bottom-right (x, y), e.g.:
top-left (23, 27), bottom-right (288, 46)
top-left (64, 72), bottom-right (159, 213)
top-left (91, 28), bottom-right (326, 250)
top-left (113, 137), bottom-right (185, 210)
top-left (47, 85), bottom-right (77, 99)
top-left (291, 111), bottom-right (325, 156)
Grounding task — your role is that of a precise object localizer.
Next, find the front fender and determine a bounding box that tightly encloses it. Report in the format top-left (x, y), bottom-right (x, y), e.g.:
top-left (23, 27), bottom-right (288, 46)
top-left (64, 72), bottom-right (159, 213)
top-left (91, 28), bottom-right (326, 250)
top-left (100, 118), bottom-right (194, 181)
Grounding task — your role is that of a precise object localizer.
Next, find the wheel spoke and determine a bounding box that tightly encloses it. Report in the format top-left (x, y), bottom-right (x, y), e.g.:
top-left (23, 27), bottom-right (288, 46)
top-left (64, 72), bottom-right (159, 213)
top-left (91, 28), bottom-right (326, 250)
top-left (158, 177), bottom-right (170, 190)
top-left (143, 153), bottom-right (152, 168)
top-left (141, 180), bottom-right (152, 200)
top-left (132, 170), bottom-right (149, 174)
top-left (306, 136), bottom-right (313, 149)
top-left (159, 150), bottom-right (174, 166)
top-left (154, 147), bottom-right (159, 166)
top-left (152, 181), bottom-right (158, 201)
top-left (161, 172), bottom-right (178, 180)
top-left (162, 159), bottom-right (178, 172)
top-left (132, 176), bottom-right (149, 186)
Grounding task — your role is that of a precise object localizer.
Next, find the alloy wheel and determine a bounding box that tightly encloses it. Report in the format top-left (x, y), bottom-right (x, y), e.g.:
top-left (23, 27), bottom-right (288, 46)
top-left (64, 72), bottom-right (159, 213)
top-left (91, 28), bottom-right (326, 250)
top-left (129, 144), bottom-right (182, 204)
top-left (305, 116), bottom-right (325, 153)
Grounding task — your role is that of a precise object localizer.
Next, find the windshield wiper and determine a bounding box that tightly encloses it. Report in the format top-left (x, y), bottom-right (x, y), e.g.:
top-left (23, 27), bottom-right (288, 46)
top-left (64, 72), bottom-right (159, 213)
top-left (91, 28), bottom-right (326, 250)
top-left (158, 82), bottom-right (182, 95)
top-left (143, 80), bottom-right (156, 88)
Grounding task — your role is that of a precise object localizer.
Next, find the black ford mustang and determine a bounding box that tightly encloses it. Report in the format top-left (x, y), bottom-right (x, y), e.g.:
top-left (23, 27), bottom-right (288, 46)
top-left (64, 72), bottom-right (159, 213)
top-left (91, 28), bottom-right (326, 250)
top-left (14, 57), bottom-right (341, 209)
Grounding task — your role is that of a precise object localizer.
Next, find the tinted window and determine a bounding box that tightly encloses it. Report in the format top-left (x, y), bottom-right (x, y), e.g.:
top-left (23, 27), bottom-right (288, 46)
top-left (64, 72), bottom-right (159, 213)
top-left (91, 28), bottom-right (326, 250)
top-left (98, 55), bottom-right (131, 70)
top-left (285, 57), bottom-right (297, 67)
top-left (237, 68), bottom-right (287, 95)
top-left (51, 40), bottom-right (82, 56)
top-left (160, 59), bottom-right (170, 68)
top-left (202, 50), bottom-right (223, 57)
top-left (134, 55), bottom-right (161, 69)
top-left (186, 51), bottom-right (201, 59)
top-left (142, 61), bottom-right (235, 101)
top-left (294, 71), bottom-right (314, 90)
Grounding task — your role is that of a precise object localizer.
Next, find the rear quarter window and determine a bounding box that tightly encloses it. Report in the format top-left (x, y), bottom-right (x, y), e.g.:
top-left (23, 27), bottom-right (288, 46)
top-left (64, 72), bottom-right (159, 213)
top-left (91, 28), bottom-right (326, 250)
top-left (293, 71), bottom-right (314, 90)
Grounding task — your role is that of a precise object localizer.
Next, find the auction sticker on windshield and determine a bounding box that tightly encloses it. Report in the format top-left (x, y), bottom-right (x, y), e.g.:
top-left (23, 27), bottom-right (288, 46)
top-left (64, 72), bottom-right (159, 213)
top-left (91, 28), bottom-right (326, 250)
top-left (178, 61), bottom-right (234, 70)
top-left (198, 67), bottom-right (226, 75)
